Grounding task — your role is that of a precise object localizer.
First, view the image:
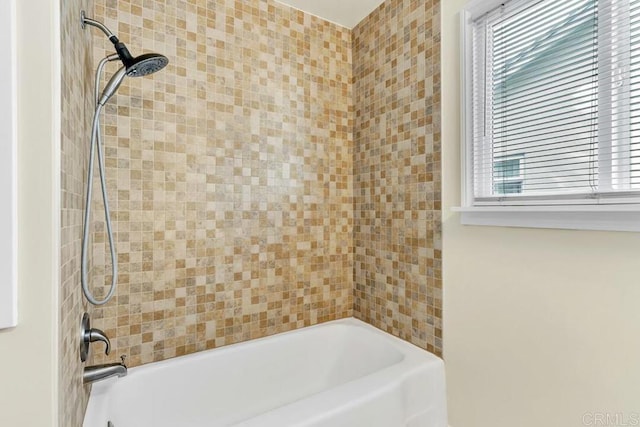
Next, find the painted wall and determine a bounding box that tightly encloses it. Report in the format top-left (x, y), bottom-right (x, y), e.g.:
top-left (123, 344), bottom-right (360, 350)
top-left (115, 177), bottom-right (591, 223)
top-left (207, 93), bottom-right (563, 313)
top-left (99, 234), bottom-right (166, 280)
top-left (442, 1), bottom-right (640, 426)
top-left (0, 0), bottom-right (59, 425)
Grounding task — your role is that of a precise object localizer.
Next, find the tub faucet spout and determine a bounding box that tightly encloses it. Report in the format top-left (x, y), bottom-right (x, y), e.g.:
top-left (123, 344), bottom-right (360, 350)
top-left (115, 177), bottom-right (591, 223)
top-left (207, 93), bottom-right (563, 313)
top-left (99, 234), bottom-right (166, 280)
top-left (83, 356), bottom-right (127, 384)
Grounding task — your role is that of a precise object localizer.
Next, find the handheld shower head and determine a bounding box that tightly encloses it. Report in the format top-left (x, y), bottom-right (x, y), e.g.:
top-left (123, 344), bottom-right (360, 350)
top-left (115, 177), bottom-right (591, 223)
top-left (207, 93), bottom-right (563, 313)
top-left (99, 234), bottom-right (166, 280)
top-left (98, 67), bottom-right (127, 106)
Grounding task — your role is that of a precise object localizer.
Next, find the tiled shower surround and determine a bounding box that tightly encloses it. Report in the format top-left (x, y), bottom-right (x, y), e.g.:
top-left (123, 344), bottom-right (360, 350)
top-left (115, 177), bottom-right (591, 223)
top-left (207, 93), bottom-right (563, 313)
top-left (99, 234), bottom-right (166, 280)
top-left (89, 0), bottom-right (354, 366)
top-left (353, 0), bottom-right (443, 355)
top-left (60, 0), bottom-right (94, 425)
top-left (62, 0), bottom-right (441, 423)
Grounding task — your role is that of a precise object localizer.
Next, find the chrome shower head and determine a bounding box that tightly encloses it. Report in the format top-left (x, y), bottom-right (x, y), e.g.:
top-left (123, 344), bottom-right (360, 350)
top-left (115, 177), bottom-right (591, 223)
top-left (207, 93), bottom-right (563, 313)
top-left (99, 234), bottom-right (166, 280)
top-left (96, 53), bottom-right (168, 106)
top-left (96, 53), bottom-right (167, 106)
top-left (124, 53), bottom-right (169, 77)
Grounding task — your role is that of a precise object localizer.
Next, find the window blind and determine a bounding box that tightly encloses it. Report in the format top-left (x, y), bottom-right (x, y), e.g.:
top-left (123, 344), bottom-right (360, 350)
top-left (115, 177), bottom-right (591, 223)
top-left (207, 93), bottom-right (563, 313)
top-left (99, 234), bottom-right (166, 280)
top-left (630, 0), bottom-right (640, 186)
top-left (471, 0), bottom-right (640, 204)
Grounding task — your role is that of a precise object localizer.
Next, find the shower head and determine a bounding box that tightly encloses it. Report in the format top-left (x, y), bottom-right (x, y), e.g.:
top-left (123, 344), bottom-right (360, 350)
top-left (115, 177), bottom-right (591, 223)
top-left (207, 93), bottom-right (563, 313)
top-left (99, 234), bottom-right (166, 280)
top-left (95, 52), bottom-right (168, 106)
top-left (82, 11), bottom-right (169, 105)
top-left (96, 53), bottom-right (168, 106)
top-left (124, 53), bottom-right (169, 77)
top-left (81, 11), bottom-right (169, 77)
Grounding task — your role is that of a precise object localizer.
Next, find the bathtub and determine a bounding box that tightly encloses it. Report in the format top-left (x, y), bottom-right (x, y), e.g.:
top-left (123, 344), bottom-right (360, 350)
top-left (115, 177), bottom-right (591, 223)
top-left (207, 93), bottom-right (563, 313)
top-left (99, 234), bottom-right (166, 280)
top-left (83, 318), bottom-right (447, 427)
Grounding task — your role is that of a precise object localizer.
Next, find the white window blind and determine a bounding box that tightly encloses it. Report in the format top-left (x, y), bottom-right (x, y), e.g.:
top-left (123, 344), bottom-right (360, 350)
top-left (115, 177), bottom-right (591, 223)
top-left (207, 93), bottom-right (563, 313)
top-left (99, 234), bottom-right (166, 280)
top-left (470, 0), bottom-right (640, 205)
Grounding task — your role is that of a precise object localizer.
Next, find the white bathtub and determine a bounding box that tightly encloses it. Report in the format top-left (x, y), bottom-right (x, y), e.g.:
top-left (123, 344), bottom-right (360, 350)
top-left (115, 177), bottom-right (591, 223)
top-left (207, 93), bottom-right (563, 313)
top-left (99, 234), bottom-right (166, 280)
top-left (83, 318), bottom-right (447, 427)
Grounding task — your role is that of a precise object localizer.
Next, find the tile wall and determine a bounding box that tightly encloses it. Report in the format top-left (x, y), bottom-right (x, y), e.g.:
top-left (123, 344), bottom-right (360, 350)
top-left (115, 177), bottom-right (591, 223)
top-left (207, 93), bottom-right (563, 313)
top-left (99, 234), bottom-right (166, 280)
top-left (353, 0), bottom-right (443, 355)
top-left (60, 0), bottom-right (94, 425)
top-left (89, 0), bottom-right (354, 367)
top-left (60, 0), bottom-right (442, 424)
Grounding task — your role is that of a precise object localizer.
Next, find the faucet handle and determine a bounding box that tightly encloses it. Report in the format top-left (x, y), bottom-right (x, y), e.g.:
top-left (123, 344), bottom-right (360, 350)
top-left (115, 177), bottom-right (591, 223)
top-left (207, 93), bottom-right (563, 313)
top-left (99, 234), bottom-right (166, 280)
top-left (80, 313), bottom-right (112, 362)
top-left (88, 328), bottom-right (111, 356)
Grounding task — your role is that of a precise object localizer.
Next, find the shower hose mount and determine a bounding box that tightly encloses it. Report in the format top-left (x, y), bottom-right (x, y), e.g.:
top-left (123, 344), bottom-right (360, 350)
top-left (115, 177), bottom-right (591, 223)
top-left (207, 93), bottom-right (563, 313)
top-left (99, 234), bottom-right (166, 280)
top-left (79, 11), bottom-right (169, 306)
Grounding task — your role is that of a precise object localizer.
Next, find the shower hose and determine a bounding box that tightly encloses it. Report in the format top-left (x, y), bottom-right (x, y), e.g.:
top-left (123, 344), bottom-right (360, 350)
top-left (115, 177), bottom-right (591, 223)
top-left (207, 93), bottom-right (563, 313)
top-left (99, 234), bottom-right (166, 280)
top-left (81, 57), bottom-right (118, 305)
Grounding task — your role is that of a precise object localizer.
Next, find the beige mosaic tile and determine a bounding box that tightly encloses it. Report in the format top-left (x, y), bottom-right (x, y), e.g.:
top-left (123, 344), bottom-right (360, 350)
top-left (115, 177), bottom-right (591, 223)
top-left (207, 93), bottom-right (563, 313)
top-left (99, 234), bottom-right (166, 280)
top-left (60, 0), bottom-right (94, 425)
top-left (352, 0), bottom-right (443, 356)
top-left (61, 2), bottom-right (443, 423)
top-left (89, 0), bottom-right (354, 367)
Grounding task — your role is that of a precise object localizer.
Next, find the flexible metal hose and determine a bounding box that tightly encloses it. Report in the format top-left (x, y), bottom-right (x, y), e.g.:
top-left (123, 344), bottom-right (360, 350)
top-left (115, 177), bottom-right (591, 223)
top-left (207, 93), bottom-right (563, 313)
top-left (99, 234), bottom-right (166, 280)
top-left (81, 56), bottom-right (119, 305)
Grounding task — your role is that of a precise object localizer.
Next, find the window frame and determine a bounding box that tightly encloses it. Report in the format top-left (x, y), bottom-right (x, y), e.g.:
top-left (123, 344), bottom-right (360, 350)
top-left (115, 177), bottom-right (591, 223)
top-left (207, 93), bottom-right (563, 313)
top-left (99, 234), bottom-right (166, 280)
top-left (0, 0), bottom-right (17, 329)
top-left (457, 0), bottom-right (640, 232)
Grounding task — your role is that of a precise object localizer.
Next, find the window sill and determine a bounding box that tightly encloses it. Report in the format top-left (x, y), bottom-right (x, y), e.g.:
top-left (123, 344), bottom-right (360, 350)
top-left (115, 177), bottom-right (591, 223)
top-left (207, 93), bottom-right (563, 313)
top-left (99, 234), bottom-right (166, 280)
top-left (452, 205), bottom-right (640, 232)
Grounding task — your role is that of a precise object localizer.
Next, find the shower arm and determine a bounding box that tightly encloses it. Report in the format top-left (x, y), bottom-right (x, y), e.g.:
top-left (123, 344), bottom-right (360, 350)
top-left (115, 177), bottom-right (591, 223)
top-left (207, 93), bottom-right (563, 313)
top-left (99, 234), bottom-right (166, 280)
top-left (81, 11), bottom-right (117, 42)
top-left (81, 11), bottom-right (136, 66)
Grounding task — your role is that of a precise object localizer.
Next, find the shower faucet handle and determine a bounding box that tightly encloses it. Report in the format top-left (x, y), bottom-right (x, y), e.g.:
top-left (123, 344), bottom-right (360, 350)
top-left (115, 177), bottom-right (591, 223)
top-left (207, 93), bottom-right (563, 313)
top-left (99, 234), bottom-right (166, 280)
top-left (87, 328), bottom-right (111, 356)
top-left (80, 313), bottom-right (112, 362)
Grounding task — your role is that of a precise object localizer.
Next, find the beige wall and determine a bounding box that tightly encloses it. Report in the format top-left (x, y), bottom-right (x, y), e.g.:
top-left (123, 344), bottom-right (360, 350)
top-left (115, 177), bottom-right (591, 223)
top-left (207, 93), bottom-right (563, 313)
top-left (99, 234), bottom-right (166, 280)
top-left (0, 0), bottom-right (59, 425)
top-left (442, 1), bottom-right (640, 426)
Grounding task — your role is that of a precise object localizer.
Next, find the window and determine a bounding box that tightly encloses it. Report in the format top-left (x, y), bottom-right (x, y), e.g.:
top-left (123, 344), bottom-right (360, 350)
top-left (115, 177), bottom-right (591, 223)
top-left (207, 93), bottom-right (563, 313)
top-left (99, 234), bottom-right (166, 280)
top-left (459, 0), bottom-right (640, 231)
top-left (494, 154), bottom-right (524, 194)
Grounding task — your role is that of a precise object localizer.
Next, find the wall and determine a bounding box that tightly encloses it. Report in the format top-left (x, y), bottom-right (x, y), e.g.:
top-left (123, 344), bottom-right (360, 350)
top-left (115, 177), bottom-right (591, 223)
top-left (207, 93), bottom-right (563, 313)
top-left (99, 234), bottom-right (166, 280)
top-left (353, 0), bottom-right (442, 355)
top-left (442, 1), bottom-right (640, 426)
top-left (89, 0), bottom-right (354, 367)
top-left (60, 0), bottom-right (94, 425)
top-left (0, 0), bottom-right (59, 425)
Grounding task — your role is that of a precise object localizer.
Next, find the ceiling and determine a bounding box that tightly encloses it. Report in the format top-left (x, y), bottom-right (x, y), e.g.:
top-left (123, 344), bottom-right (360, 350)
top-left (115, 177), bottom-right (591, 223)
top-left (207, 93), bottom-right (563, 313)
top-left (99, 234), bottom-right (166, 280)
top-left (274, 0), bottom-right (386, 28)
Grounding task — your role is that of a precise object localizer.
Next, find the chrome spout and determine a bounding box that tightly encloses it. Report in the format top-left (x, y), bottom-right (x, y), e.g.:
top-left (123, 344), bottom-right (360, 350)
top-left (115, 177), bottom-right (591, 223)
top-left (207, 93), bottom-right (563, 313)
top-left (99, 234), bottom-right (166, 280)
top-left (83, 357), bottom-right (127, 384)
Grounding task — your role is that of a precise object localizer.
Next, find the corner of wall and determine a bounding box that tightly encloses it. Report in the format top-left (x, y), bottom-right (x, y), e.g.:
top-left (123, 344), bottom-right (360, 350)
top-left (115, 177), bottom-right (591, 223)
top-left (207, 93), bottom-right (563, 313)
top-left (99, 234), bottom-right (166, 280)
top-left (59, 0), bottom-right (94, 425)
